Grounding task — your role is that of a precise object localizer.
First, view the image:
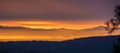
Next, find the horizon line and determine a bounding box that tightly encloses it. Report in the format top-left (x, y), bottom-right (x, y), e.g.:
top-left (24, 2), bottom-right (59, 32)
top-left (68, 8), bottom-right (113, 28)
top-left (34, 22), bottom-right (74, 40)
top-left (0, 25), bottom-right (105, 30)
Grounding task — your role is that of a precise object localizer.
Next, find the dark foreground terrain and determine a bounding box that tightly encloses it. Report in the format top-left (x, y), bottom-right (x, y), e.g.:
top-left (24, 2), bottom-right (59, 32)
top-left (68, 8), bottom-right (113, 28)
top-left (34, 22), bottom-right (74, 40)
top-left (0, 36), bottom-right (118, 53)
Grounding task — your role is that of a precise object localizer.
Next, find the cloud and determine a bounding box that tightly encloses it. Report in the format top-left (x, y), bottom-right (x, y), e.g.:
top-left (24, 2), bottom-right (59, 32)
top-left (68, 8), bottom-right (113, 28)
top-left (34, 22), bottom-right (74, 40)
top-left (0, 0), bottom-right (120, 21)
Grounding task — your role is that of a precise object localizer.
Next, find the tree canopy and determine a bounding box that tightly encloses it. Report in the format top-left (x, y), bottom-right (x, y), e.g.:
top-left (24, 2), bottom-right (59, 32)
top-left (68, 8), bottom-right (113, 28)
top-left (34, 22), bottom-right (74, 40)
top-left (105, 5), bottom-right (120, 33)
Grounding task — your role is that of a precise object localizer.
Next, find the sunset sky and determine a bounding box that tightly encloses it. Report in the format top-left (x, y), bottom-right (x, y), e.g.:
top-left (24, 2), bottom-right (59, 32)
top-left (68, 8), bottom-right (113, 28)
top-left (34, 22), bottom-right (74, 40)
top-left (0, 0), bottom-right (120, 41)
top-left (0, 0), bottom-right (119, 29)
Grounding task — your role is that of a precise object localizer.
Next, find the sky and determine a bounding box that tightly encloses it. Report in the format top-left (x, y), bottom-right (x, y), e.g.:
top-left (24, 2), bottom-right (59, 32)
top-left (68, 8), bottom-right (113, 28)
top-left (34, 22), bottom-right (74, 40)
top-left (0, 0), bottom-right (120, 41)
top-left (0, 0), bottom-right (120, 29)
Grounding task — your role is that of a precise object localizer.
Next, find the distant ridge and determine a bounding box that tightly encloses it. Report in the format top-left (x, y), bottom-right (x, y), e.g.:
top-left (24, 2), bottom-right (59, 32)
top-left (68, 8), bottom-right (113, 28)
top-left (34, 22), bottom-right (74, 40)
top-left (83, 26), bottom-right (105, 30)
top-left (65, 35), bottom-right (119, 42)
top-left (0, 25), bottom-right (106, 30)
top-left (0, 35), bottom-right (118, 53)
top-left (0, 25), bottom-right (73, 30)
top-left (0, 26), bottom-right (28, 29)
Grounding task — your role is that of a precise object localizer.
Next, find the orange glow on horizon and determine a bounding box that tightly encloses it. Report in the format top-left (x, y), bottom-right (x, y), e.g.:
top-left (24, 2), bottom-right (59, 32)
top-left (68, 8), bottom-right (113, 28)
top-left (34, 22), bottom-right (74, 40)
top-left (0, 20), bottom-right (104, 29)
top-left (0, 20), bottom-right (117, 42)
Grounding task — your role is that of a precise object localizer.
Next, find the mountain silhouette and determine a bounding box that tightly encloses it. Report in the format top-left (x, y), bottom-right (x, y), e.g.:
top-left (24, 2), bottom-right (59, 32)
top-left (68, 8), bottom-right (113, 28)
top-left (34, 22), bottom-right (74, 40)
top-left (0, 25), bottom-right (105, 30)
top-left (0, 36), bottom-right (118, 53)
top-left (0, 26), bottom-right (28, 30)
top-left (84, 26), bottom-right (105, 30)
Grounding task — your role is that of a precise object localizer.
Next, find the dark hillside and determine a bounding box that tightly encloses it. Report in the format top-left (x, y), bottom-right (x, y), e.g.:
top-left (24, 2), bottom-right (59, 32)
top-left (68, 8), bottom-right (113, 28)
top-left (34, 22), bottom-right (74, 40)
top-left (0, 36), bottom-right (118, 53)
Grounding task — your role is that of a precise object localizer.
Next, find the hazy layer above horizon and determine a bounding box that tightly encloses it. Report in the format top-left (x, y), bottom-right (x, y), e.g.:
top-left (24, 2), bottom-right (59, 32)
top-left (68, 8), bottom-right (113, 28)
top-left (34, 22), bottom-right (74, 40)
top-left (0, 26), bottom-right (119, 42)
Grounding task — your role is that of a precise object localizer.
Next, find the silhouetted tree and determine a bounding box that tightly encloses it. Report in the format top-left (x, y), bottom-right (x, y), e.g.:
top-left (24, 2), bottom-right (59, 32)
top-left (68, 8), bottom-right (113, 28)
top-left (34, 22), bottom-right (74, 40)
top-left (113, 36), bottom-right (120, 53)
top-left (105, 5), bottom-right (120, 53)
top-left (105, 5), bottom-right (120, 33)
